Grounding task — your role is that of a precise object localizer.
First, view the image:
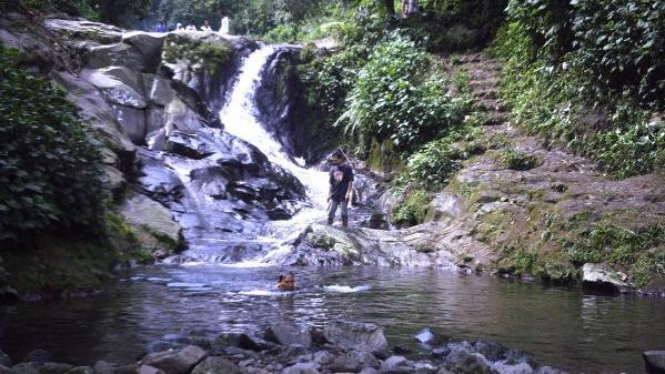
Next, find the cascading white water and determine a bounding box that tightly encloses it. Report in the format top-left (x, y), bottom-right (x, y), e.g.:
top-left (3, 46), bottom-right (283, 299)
top-left (219, 46), bottom-right (329, 214)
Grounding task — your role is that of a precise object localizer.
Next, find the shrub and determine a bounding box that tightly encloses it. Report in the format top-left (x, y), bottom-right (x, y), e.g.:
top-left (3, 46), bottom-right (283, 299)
top-left (398, 122), bottom-right (481, 190)
top-left (405, 141), bottom-right (466, 190)
top-left (0, 47), bottom-right (106, 244)
top-left (493, 1), bottom-right (665, 179)
top-left (392, 189), bottom-right (431, 227)
top-left (298, 46), bottom-right (366, 125)
top-left (565, 223), bottom-right (665, 285)
top-left (571, 0), bottom-right (665, 110)
top-left (338, 37), bottom-right (466, 153)
top-left (264, 24), bottom-right (298, 43)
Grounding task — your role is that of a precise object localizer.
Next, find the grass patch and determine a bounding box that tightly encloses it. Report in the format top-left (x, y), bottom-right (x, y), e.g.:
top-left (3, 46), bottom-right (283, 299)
top-left (499, 148), bottom-right (541, 171)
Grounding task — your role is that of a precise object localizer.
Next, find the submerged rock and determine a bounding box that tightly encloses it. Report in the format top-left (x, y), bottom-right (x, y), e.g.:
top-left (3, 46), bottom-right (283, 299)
top-left (643, 351), bottom-right (665, 374)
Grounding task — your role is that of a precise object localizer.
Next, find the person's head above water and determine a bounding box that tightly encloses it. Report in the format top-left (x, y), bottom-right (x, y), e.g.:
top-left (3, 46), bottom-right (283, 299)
top-left (276, 272), bottom-right (296, 291)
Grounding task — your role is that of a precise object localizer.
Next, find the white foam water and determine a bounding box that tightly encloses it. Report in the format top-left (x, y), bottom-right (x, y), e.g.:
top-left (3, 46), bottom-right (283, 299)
top-left (219, 46), bottom-right (329, 212)
top-left (323, 284), bottom-right (372, 293)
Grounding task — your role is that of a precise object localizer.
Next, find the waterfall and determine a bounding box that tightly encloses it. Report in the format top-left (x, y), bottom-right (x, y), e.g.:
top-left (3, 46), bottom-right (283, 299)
top-left (156, 45), bottom-right (333, 265)
top-left (219, 46), bottom-right (329, 212)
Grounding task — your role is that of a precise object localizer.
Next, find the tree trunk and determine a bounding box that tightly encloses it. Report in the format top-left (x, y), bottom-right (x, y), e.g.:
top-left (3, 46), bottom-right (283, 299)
top-left (384, 0), bottom-right (395, 15)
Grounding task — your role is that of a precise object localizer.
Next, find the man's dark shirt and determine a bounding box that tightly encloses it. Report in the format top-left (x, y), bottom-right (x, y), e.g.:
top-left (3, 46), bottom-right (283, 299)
top-left (329, 163), bottom-right (354, 203)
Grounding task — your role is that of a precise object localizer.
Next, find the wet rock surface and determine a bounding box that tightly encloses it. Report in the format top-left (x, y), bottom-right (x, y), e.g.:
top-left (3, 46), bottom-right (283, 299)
top-left (581, 263), bottom-right (631, 293)
top-left (0, 322), bottom-right (575, 374)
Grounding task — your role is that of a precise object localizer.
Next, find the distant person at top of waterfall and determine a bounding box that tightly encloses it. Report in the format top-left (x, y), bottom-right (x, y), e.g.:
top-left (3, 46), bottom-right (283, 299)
top-left (175, 23), bottom-right (184, 31)
top-left (200, 20), bottom-right (212, 32)
top-left (401, 0), bottom-right (419, 17)
top-left (327, 150), bottom-right (354, 228)
top-left (154, 22), bottom-right (166, 32)
top-left (219, 13), bottom-right (230, 34)
top-left (186, 24), bottom-right (196, 31)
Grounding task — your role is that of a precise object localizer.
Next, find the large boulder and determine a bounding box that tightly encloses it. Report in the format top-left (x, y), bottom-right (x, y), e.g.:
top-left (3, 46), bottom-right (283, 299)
top-left (140, 346), bottom-right (206, 374)
top-left (163, 97), bottom-right (207, 133)
top-left (111, 106), bottom-right (147, 144)
top-left (44, 19), bottom-right (123, 44)
top-left (444, 351), bottom-right (494, 374)
top-left (136, 151), bottom-right (184, 203)
top-left (119, 194), bottom-right (184, 256)
top-left (581, 263), bottom-right (632, 293)
top-left (51, 71), bottom-right (136, 165)
top-left (321, 321), bottom-right (389, 355)
top-left (84, 43), bottom-right (147, 71)
top-left (148, 78), bottom-right (177, 107)
top-left (264, 323), bottom-right (313, 348)
top-left (122, 32), bottom-right (166, 71)
top-left (644, 351), bottom-right (665, 374)
top-left (81, 67), bottom-right (148, 109)
top-left (329, 351), bottom-right (379, 373)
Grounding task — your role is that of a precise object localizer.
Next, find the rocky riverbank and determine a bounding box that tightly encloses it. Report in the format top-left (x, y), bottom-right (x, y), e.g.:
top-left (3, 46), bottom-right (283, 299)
top-left (0, 320), bottom-right (586, 374)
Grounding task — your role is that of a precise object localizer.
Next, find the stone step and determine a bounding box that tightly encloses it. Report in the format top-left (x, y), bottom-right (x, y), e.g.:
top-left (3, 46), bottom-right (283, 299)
top-left (484, 111), bottom-right (510, 125)
top-left (474, 89), bottom-right (500, 100)
top-left (462, 62), bottom-right (501, 71)
top-left (478, 99), bottom-right (507, 113)
top-left (453, 54), bottom-right (485, 64)
top-left (464, 70), bottom-right (501, 81)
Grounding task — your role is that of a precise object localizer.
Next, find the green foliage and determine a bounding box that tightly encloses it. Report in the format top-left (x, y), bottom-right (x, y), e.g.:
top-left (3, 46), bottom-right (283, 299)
top-left (0, 47), bottom-right (106, 243)
top-left (338, 36), bottom-right (465, 153)
top-left (264, 24), bottom-right (299, 43)
top-left (298, 46), bottom-right (365, 125)
top-left (392, 0), bottom-right (509, 52)
top-left (501, 245), bottom-right (538, 275)
top-left (565, 223), bottom-right (665, 285)
top-left (499, 148), bottom-right (541, 171)
top-left (571, 0), bottom-right (665, 109)
top-left (392, 189), bottom-right (431, 227)
top-left (18, 0), bottom-right (99, 19)
top-left (15, 0), bottom-right (150, 28)
top-left (155, 0), bottom-right (353, 36)
top-left (493, 0), bottom-right (665, 179)
top-left (162, 35), bottom-right (235, 75)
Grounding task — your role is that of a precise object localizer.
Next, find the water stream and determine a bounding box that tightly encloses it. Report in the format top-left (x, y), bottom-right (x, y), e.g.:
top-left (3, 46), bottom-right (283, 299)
top-left (1, 46), bottom-right (664, 374)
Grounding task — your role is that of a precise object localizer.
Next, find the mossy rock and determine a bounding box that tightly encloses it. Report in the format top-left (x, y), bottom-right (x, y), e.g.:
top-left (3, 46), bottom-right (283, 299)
top-left (119, 194), bottom-right (184, 257)
top-left (304, 224), bottom-right (360, 257)
top-left (162, 33), bottom-right (235, 74)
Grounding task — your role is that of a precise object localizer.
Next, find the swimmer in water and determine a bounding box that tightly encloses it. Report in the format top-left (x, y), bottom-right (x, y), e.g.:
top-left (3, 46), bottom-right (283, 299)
top-left (275, 272), bottom-right (296, 291)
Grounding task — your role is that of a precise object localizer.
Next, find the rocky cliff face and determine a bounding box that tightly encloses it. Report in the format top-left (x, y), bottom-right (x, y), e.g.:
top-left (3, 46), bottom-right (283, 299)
top-left (0, 14), bottom-right (305, 259)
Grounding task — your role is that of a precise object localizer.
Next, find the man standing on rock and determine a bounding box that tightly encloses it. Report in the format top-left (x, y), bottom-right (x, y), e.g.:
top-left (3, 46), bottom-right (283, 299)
top-left (327, 150), bottom-right (354, 228)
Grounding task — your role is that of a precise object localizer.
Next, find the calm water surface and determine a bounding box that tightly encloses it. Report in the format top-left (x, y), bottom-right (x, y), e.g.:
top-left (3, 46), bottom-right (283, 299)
top-left (1, 265), bottom-right (664, 374)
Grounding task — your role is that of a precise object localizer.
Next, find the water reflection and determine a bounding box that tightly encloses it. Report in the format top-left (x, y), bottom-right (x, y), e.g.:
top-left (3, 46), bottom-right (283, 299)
top-left (1, 266), bottom-right (664, 374)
